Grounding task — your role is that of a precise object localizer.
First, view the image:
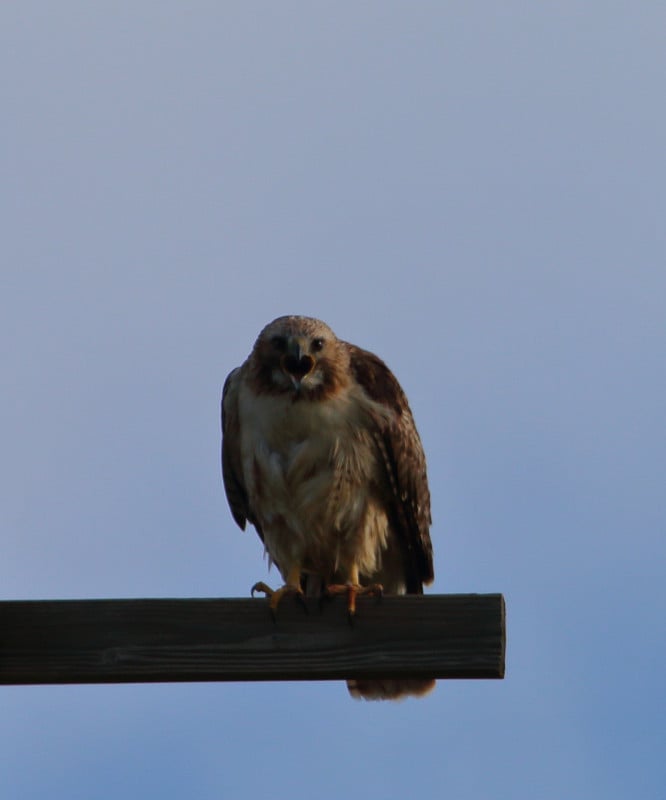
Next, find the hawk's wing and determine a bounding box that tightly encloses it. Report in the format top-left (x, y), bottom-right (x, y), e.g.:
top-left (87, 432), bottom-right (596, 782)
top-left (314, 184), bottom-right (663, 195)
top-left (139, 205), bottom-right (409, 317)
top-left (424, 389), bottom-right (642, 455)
top-left (347, 344), bottom-right (434, 593)
top-left (221, 367), bottom-right (254, 533)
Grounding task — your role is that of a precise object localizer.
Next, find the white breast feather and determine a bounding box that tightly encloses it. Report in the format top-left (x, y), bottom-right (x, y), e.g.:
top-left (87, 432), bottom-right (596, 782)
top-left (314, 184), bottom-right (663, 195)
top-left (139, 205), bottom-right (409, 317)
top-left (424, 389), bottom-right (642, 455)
top-left (237, 379), bottom-right (391, 580)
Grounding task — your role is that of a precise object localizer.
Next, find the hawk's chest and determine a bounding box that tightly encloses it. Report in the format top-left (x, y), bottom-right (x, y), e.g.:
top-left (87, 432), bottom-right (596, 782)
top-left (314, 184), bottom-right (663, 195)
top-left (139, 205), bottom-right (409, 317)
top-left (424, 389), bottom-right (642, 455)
top-left (237, 385), bottom-right (373, 511)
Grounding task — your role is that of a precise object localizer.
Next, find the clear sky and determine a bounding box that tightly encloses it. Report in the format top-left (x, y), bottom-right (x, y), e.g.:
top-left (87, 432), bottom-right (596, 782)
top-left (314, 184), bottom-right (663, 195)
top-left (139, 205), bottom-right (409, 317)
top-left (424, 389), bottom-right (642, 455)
top-left (2, 3), bottom-right (665, 798)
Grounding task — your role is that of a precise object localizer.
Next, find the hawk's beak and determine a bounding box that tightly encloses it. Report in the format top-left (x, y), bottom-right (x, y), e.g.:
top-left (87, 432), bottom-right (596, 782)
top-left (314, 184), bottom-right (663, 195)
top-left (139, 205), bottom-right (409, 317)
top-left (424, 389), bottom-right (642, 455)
top-left (281, 338), bottom-right (315, 387)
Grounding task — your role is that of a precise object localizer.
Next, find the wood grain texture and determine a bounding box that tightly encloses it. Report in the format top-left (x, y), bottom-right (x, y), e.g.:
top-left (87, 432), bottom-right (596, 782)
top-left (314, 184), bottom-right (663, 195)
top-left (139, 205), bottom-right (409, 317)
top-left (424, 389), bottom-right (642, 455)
top-left (0, 594), bottom-right (505, 685)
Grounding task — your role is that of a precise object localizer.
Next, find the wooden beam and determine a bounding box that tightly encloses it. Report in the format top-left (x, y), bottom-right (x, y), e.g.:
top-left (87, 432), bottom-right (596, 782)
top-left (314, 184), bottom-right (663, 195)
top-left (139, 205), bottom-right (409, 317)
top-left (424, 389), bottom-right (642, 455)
top-left (0, 594), bottom-right (505, 686)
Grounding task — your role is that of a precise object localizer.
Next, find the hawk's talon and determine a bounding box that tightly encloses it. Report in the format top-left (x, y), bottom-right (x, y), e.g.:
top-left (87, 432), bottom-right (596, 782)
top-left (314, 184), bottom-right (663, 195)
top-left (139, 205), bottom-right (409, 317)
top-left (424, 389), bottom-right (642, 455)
top-left (251, 581), bottom-right (275, 598)
top-left (325, 582), bottom-right (383, 620)
top-left (250, 581), bottom-right (305, 618)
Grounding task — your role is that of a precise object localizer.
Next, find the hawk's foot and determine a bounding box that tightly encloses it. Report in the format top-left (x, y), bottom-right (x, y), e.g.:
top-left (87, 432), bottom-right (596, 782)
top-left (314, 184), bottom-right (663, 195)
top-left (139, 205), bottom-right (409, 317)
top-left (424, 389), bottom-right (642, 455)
top-left (251, 581), bottom-right (306, 619)
top-left (325, 582), bottom-right (383, 621)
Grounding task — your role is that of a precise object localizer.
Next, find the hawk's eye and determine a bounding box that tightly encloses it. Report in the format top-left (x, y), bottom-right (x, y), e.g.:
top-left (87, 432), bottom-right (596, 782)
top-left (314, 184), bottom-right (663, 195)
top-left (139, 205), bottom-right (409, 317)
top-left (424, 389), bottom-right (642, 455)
top-left (311, 337), bottom-right (325, 352)
top-left (270, 335), bottom-right (287, 352)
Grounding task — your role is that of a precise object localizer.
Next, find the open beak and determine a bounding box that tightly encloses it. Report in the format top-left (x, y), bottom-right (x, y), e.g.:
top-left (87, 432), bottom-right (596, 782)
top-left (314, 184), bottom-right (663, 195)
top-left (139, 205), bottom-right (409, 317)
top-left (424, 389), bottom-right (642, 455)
top-left (281, 339), bottom-right (315, 388)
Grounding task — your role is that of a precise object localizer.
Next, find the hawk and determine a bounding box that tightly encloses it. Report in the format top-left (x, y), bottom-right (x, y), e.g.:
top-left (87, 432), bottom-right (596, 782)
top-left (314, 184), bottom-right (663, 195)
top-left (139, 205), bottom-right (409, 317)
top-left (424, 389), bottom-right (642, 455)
top-left (221, 315), bottom-right (434, 700)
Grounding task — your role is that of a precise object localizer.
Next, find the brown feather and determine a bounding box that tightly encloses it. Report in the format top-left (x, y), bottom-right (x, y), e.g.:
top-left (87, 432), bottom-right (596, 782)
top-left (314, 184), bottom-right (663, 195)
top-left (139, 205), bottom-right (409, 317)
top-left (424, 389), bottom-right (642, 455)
top-left (348, 344), bottom-right (434, 591)
top-left (221, 369), bottom-right (252, 532)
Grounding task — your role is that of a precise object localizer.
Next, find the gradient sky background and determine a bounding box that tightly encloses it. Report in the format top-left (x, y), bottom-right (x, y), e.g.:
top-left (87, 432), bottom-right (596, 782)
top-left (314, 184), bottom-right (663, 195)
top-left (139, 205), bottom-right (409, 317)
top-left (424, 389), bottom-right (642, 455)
top-left (2, 3), bottom-right (665, 798)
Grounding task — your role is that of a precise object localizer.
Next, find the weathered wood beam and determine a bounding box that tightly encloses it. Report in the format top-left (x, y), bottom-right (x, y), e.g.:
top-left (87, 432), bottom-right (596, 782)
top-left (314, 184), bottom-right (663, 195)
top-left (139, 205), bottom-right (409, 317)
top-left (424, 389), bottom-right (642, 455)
top-left (0, 594), bottom-right (505, 685)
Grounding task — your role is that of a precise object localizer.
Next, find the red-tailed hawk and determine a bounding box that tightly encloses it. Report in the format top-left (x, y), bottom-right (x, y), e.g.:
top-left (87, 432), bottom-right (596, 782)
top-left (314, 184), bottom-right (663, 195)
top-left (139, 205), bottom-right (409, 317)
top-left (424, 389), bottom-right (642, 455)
top-left (221, 315), bottom-right (434, 700)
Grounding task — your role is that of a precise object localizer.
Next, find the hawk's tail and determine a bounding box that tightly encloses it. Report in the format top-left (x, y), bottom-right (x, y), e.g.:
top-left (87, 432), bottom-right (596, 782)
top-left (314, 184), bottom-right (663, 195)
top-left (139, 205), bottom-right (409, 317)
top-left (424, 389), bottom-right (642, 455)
top-left (346, 678), bottom-right (436, 701)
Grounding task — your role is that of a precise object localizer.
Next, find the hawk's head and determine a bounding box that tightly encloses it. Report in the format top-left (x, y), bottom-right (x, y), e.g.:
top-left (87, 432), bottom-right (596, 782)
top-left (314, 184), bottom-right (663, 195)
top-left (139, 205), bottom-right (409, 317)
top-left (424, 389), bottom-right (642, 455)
top-left (248, 315), bottom-right (351, 400)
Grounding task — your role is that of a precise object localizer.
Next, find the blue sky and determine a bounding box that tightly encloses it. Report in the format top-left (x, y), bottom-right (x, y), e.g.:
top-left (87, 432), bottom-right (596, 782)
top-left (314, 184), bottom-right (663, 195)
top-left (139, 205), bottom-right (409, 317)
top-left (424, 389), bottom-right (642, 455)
top-left (2, 3), bottom-right (665, 798)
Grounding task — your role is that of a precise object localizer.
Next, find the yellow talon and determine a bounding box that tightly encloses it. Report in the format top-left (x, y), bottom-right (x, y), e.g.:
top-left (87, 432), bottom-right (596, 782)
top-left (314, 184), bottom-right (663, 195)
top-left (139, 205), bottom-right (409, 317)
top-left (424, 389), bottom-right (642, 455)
top-left (270, 584), bottom-right (304, 613)
top-left (325, 563), bottom-right (383, 619)
top-left (251, 581), bottom-right (275, 598)
top-left (325, 582), bottom-right (383, 619)
top-left (250, 565), bottom-right (305, 618)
